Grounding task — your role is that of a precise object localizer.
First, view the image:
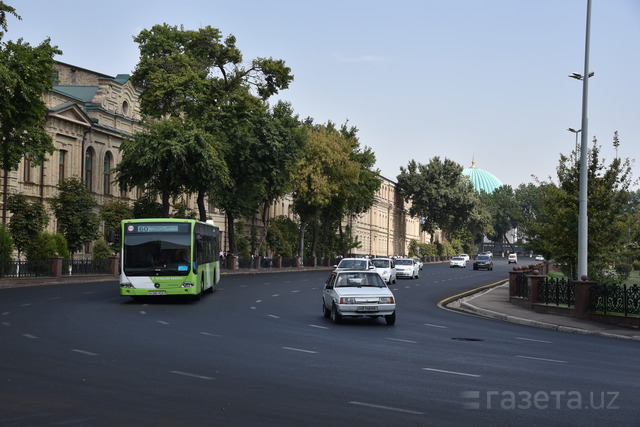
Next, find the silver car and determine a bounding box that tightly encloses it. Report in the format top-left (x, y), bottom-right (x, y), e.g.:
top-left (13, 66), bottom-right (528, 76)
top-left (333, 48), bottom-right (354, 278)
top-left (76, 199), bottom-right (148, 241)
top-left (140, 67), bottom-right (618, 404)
top-left (371, 258), bottom-right (397, 284)
top-left (395, 258), bottom-right (419, 279)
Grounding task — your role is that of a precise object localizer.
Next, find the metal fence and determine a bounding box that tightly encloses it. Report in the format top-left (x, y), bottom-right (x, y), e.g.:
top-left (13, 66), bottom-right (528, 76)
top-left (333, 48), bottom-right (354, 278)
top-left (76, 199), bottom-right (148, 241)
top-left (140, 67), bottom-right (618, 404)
top-left (0, 260), bottom-right (51, 279)
top-left (539, 276), bottom-right (574, 307)
top-left (590, 282), bottom-right (640, 316)
top-left (62, 259), bottom-right (111, 276)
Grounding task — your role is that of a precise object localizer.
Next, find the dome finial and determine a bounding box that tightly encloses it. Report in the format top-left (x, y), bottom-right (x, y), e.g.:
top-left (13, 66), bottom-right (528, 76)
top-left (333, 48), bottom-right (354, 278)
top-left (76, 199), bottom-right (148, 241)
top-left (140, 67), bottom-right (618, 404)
top-left (471, 155), bottom-right (476, 168)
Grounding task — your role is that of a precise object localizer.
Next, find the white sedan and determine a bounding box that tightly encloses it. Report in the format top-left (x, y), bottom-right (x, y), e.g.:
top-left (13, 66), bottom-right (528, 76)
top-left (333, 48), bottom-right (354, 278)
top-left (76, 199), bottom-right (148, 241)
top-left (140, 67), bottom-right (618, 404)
top-left (395, 258), bottom-right (419, 279)
top-left (322, 270), bottom-right (396, 325)
top-left (450, 256), bottom-right (467, 268)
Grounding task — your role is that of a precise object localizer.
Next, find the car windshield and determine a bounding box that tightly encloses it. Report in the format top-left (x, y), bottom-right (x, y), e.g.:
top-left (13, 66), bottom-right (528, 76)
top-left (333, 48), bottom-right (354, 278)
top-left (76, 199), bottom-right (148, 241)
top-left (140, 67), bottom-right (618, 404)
top-left (452, 257), bottom-right (463, 261)
top-left (335, 272), bottom-right (386, 288)
top-left (371, 259), bottom-right (390, 268)
top-left (337, 259), bottom-right (368, 269)
top-left (477, 255), bottom-right (491, 261)
top-left (395, 259), bottom-right (413, 265)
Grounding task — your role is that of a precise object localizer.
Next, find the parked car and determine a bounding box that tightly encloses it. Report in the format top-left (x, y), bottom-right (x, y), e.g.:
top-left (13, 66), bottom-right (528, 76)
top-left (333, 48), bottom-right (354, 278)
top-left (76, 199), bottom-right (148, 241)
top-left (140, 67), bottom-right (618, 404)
top-left (473, 254), bottom-right (493, 271)
top-left (508, 253), bottom-right (518, 264)
top-left (371, 258), bottom-right (397, 284)
top-left (322, 270), bottom-right (396, 325)
top-left (333, 258), bottom-right (375, 271)
top-left (450, 256), bottom-right (467, 268)
top-left (458, 254), bottom-right (470, 262)
top-left (395, 258), bottom-right (420, 279)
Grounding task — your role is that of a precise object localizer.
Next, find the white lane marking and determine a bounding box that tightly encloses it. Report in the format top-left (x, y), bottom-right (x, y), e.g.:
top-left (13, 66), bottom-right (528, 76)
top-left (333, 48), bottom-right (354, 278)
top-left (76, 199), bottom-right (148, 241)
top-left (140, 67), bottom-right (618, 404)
top-left (282, 347), bottom-right (318, 354)
top-left (268, 314), bottom-right (280, 319)
top-left (200, 332), bottom-right (222, 337)
top-left (2, 312), bottom-right (9, 316)
top-left (170, 371), bottom-right (214, 380)
top-left (349, 401), bottom-right (425, 415)
top-left (291, 290), bottom-right (300, 293)
top-left (83, 292), bottom-right (95, 295)
top-left (20, 304), bottom-right (31, 307)
top-left (72, 349), bottom-right (98, 356)
top-left (157, 320), bottom-right (169, 325)
top-left (22, 334), bottom-right (38, 339)
top-left (516, 355), bottom-right (567, 364)
top-left (250, 307), bottom-right (257, 310)
top-left (255, 300), bottom-right (262, 303)
top-left (386, 337), bottom-right (418, 344)
top-left (310, 324), bottom-right (329, 329)
top-left (49, 297), bottom-right (61, 300)
top-left (424, 323), bottom-right (447, 329)
top-left (2, 322), bottom-right (10, 326)
top-left (423, 367), bottom-right (481, 378)
top-left (516, 337), bottom-right (552, 343)
top-left (271, 294), bottom-right (280, 297)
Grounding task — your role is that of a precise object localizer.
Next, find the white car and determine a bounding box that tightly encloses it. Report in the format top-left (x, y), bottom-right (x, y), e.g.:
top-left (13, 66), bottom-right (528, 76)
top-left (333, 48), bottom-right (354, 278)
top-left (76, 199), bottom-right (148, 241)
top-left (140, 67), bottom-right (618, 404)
top-left (371, 258), bottom-right (397, 284)
top-left (395, 258), bottom-right (419, 279)
top-left (458, 254), bottom-right (470, 262)
top-left (333, 258), bottom-right (375, 271)
top-left (450, 256), bottom-right (466, 268)
top-left (535, 254), bottom-right (544, 261)
top-left (322, 270), bottom-right (396, 325)
top-left (508, 253), bottom-right (518, 264)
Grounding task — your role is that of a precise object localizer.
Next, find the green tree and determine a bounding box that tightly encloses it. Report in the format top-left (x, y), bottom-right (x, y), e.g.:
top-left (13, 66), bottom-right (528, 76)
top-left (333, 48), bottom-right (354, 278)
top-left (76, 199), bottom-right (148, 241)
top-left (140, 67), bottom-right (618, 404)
top-left (0, 3), bottom-right (61, 223)
top-left (526, 134), bottom-right (635, 278)
top-left (132, 193), bottom-right (163, 219)
top-left (6, 194), bottom-right (48, 260)
top-left (92, 239), bottom-right (112, 260)
top-left (99, 199), bottom-right (133, 252)
top-left (0, 224), bottom-right (13, 261)
top-left (50, 177), bottom-right (100, 256)
top-left (396, 157), bottom-right (481, 242)
top-left (480, 185), bottom-right (520, 252)
top-left (266, 216), bottom-right (299, 258)
top-left (25, 231), bottom-right (63, 261)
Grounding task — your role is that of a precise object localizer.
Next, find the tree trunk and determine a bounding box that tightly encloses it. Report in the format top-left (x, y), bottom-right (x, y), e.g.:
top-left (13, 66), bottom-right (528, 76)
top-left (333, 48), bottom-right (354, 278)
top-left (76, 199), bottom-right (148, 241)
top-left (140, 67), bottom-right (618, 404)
top-left (227, 213), bottom-right (237, 255)
top-left (310, 219), bottom-right (318, 258)
top-left (298, 220), bottom-right (306, 259)
top-left (2, 169), bottom-right (8, 225)
top-left (255, 202), bottom-right (269, 257)
top-left (197, 190), bottom-right (207, 222)
top-left (162, 189), bottom-right (171, 218)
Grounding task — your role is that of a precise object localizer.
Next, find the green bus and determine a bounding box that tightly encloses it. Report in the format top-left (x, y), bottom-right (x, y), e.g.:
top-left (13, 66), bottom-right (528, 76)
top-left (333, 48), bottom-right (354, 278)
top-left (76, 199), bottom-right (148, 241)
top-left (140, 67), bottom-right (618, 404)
top-left (119, 218), bottom-right (220, 299)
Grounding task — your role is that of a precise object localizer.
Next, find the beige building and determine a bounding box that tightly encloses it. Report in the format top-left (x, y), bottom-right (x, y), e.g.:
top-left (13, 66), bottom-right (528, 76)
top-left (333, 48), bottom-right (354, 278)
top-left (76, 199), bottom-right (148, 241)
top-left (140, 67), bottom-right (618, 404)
top-left (4, 62), bottom-right (431, 256)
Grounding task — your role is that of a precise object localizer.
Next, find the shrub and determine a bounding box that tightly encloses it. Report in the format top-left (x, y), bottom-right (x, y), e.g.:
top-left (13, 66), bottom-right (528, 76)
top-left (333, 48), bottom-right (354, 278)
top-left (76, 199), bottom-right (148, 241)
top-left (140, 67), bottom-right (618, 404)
top-left (92, 239), bottom-right (112, 260)
top-left (0, 225), bottom-right (13, 261)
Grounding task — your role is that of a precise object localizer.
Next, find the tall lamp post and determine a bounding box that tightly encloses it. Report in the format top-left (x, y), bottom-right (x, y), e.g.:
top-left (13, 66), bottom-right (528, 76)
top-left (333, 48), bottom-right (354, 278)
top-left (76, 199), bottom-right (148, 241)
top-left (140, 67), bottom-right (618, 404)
top-left (567, 128), bottom-right (581, 162)
top-left (569, 0), bottom-right (593, 280)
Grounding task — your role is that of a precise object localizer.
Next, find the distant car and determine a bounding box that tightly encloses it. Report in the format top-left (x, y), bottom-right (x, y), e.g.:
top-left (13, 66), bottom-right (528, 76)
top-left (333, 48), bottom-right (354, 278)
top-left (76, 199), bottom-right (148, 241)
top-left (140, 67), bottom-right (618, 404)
top-left (322, 270), bottom-right (396, 325)
top-left (535, 255), bottom-right (544, 261)
top-left (395, 258), bottom-right (420, 279)
top-left (334, 258), bottom-right (375, 271)
top-left (412, 257), bottom-right (424, 270)
top-left (508, 253), bottom-right (518, 264)
top-left (482, 251), bottom-right (493, 258)
top-left (473, 255), bottom-right (493, 271)
top-left (458, 254), bottom-right (470, 262)
top-left (371, 258), bottom-right (397, 284)
top-left (450, 256), bottom-right (466, 268)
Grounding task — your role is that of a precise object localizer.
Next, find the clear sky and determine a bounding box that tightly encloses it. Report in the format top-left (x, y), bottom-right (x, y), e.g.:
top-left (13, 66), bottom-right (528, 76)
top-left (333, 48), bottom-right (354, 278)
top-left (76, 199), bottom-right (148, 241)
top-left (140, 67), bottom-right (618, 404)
top-left (5, 0), bottom-right (640, 188)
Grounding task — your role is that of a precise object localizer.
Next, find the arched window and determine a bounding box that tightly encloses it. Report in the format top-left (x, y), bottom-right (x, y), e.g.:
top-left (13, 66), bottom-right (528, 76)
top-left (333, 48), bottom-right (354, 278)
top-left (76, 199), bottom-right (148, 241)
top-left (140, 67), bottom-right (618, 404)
top-left (103, 151), bottom-right (113, 195)
top-left (58, 150), bottom-right (67, 183)
top-left (23, 153), bottom-right (32, 182)
top-left (84, 147), bottom-right (94, 191)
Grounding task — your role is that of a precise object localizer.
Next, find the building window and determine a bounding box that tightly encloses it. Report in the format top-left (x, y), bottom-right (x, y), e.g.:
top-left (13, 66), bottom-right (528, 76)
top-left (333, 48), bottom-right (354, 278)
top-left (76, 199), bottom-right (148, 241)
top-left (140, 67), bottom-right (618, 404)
top-left (103, 151), bottom-right (113, 195)
top-left (59, 150), bottom-right (66, 183)
top-left (122, 100), bottom-right (129, 116)
top-left (85, 147), bottom-right (94, 191)
top-left (23, 153), bottom-right (32, 182)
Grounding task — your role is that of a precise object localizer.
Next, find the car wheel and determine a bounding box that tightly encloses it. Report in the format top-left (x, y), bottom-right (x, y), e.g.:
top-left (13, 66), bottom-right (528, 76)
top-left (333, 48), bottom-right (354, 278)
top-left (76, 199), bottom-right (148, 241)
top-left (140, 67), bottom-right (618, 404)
top-left (385, 311), bottom-right (396, 325)
top-left (323, 302), bottom-right (330, 318)
top-left (330, 304), bottom-right (342, 324)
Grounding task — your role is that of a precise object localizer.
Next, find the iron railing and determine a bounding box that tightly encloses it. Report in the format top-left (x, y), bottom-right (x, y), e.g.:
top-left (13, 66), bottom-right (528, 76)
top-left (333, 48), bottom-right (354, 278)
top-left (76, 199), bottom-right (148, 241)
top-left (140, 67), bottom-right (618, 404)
top-left (539, 276), bottom-right (574, 307)
top-left (0, 260), bottom-right (51, 278)
top-left (590, 282), bottom-right (640, 317)
top-left (62, 259), bottom-right (111, 276)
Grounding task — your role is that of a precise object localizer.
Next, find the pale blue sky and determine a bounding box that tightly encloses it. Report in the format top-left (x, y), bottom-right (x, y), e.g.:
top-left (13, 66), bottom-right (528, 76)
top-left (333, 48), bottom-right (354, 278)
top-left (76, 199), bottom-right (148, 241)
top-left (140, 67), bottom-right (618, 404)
top-left (6, 0), bottom-right (640, 188)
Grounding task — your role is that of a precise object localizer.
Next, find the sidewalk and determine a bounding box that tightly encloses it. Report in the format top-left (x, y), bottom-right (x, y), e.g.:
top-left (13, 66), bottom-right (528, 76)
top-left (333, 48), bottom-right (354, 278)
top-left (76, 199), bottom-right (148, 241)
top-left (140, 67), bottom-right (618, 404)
top-left (447, 282), bottom-right (640, 341)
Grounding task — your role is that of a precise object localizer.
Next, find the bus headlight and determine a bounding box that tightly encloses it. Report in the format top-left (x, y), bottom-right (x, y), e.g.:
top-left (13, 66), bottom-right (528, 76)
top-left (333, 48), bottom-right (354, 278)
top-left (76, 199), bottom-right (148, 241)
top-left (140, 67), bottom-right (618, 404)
top-left (181, 282), bottom-right (195, 288)
top-left (120, 282), bottom-right (134, 288)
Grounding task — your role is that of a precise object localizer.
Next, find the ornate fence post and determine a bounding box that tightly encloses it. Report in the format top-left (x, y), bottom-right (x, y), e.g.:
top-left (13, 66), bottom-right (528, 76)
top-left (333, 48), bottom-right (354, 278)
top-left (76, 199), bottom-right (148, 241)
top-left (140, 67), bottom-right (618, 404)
top-left (275, 256), bottom-right (282, 268)
top-left (574, 278), bottom-right (596, 319)
top-left (508, 268), bottom-right (520, 297)
top-left (49, 255), bottom-right (63, 278)
top-left (528, 271), bottom-right (544, 306)
top-left (108, 254), bottom-right (119, 278)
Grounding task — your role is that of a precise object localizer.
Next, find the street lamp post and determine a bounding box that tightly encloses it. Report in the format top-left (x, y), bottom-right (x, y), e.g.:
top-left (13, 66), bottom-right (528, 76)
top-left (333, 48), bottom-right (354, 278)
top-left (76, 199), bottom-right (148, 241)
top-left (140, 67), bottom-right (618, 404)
top-left (567, 128), bottom-right (581, 161)
top-left (570, 0), bottom-right (593, 280)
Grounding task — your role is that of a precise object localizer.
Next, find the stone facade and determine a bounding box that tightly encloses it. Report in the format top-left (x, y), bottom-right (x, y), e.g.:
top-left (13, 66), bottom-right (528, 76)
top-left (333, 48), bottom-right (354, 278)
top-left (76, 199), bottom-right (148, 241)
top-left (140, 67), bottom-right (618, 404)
top-left (3, 61), bottom-right (431, 256)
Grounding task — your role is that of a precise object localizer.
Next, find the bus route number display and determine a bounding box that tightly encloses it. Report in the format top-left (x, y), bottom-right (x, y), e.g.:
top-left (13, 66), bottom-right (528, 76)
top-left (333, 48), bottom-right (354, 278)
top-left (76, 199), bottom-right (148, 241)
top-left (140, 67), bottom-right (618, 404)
top-left (126, 224), bottom-right (188, 233)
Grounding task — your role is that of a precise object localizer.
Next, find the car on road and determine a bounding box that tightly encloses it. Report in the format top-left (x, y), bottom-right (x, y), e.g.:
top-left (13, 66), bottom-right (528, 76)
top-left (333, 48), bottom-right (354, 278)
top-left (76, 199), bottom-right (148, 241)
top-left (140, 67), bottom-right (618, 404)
top-left (535, 254), bottom-right (544, 261)
top-left (508, 253), bottom-right (518, 264)
top-left (412, 257), bottom-right (424, 270)
top-left (322, 270), bottom-right (396, 325)
top-left (333, 258), bottom-right (375, 271)
top-left (458, 254), bottom-right (470, 262)
top-left (473, 254), bottom-right (493, 271)
top-left (450, 256), bottom-right (467, 268)
top-left (395, 258), bottom-right (420, 279)
top-left (371, 258), bottom-right (397, 284)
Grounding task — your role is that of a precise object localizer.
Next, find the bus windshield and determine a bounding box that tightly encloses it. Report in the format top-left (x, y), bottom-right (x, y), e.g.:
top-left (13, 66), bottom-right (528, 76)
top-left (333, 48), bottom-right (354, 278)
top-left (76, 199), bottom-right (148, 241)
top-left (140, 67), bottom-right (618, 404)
top-left (123, 222), bottom-right (191, 276)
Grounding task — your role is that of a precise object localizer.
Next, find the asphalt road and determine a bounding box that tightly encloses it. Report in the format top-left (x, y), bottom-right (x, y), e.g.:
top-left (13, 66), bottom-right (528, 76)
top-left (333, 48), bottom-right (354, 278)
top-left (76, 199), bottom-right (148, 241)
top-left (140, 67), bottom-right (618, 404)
top-left (1, 260), bottom-right (639, 426)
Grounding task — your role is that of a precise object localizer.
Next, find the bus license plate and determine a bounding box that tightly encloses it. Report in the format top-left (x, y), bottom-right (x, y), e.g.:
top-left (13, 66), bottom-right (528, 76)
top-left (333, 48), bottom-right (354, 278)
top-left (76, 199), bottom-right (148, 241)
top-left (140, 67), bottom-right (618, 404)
top-left (149, 291), bottom-right (166, 295)
top-left (357, 306), bottom-right (378, 312)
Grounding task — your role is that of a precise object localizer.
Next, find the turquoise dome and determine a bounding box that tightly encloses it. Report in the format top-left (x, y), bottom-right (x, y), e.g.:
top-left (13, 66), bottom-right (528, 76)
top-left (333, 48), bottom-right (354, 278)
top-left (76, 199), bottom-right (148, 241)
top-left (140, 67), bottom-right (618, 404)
top-left (462, 161), bottom-right (503, 194)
